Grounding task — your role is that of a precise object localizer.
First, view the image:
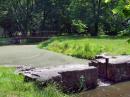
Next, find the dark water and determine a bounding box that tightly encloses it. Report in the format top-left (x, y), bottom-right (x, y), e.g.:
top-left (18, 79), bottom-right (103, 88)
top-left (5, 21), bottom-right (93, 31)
top-left (78, 81), bottom-right (130, 97)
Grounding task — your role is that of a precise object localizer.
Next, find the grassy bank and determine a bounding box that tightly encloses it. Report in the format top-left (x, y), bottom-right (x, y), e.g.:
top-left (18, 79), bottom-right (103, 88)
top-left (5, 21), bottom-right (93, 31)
top-left (0, 38), bottom-right (10, 46)
top-left (38, 36), bottom-right (130, 59)
top-left (0, 66), bottom-right (70, 97)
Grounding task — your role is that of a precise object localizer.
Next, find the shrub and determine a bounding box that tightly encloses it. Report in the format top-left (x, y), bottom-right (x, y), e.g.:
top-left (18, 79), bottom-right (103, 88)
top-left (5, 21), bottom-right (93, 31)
top-left (72, 20), bottom-right (87, 33)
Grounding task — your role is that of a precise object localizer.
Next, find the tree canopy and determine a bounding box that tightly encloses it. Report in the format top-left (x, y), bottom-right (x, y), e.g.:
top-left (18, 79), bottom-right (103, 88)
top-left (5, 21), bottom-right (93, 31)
top-left (0, 0), bottom-right (129, 37)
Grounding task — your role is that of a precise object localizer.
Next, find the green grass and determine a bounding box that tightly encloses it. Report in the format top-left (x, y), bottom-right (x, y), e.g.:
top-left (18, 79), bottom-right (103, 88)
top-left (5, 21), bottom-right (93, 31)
top-left (0, 66), bottom-right (70, 97)
top-left (38, 36), bottom-right (130, 59)
top-left (0, 38), bottom-right (11, 46)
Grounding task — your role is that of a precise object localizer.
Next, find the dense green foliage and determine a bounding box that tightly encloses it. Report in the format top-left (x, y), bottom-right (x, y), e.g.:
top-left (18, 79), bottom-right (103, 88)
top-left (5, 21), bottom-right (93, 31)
top-left (0, 66), bottom-right (70, 97)
top-left (39, 36), bottom-right (130, 59)
top-left (0, 0), bottom-right (129, 37)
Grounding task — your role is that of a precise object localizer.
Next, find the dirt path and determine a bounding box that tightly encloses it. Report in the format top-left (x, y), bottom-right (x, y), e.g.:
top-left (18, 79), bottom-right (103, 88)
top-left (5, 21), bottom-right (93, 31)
top-left (0, 45), bottom-right (89, 67)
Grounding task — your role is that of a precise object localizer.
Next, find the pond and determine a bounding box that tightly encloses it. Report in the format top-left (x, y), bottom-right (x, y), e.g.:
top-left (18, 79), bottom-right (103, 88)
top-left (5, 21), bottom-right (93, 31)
top-left (78, 81), bottom-right (130, 97)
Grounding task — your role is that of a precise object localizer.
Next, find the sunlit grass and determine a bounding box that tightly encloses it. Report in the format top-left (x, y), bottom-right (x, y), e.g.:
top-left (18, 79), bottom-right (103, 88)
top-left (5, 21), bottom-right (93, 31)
top-left (38, 36), bottom-right (130, 59)
top-left (0, 66), bottom-right (70, 97)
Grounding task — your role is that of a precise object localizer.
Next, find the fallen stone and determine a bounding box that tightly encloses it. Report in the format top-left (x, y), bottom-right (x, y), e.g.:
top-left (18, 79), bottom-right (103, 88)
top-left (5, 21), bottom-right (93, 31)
top-left (17, 64), bottom-right (98, 92)
top-left (89, 54), bottom-right (130, 82)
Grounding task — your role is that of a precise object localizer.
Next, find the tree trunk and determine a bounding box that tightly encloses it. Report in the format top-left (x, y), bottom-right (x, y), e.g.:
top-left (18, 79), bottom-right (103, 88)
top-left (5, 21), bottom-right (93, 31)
top-left (96, 0), bottom-right (102, 36)
top-left (91, 0), bottom-right (102, 36)
top-left (91, 0), bottom-right (97, 36)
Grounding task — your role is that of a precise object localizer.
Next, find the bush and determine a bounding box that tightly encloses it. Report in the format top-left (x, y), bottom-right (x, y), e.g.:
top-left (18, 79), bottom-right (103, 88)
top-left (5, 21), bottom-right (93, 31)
top-left (118, 29), bottom-right (130, 36)
top-left (72, 20), bottom-right (87, 34)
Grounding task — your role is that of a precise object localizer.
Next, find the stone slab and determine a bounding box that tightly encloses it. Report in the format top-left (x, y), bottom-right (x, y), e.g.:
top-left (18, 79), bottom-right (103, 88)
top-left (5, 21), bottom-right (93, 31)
top-left (17, 64), bottom-right (98, 92)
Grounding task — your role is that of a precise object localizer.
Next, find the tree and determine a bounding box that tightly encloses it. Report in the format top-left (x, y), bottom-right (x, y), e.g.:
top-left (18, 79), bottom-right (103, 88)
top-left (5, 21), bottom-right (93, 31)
top-left (0, 0), bottom-right (129, 37)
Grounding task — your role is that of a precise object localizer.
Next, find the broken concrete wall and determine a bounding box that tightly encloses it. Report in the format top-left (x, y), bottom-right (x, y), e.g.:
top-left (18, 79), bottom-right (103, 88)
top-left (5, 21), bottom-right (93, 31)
top-left (110, 63), bottom-right (130, 82)
top-left (89, 55), bottom-right (130, 82)
top-left (18, 64), bottom-right (98, 92)
top-left (60, 68), bottom-right (98, 91)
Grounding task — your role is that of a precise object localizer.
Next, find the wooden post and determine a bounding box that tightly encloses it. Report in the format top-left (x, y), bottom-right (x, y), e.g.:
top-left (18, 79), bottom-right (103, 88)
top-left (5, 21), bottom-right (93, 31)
top-left (106, 58), bottom-right (109, 79)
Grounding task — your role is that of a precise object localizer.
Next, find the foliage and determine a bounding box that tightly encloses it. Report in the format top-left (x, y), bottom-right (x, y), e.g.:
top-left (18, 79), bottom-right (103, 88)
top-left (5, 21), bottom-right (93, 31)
top-left (0, 66), bottom-right (70, 97)
top-left (39, 36), bottom-right (130, 59)
top-left (106, 0), bottom-right (130, 17)
top-left (72, 20), bottom-right (87, 33)
top-left (118, 29), bottom-right (130, 36)
top-left (0, 0), bottom-right (129, 37)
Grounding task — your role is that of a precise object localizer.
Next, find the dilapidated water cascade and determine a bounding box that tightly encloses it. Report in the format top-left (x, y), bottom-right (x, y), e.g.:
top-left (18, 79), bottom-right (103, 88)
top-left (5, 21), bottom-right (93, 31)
top-left (17, 54), bottom-right (130, 93)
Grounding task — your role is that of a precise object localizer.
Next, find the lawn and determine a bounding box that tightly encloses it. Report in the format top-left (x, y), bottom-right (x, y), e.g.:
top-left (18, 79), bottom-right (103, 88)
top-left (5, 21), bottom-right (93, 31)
top-left (38, 36), bottom-right (130, 59)
top-left (0, 66), bottom-right (70, 97)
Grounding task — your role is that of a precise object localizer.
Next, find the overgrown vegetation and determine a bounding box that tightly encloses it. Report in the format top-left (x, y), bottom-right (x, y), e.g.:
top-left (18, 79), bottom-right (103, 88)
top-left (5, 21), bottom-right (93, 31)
top-left (39, 36), bottom-right (130, 59)
top-left (0, 66), bottom-right (70, 97)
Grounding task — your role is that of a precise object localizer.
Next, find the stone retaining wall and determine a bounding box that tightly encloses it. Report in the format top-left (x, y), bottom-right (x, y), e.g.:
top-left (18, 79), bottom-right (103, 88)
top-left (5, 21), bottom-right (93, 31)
top-left (89, 55), bottom-right (130, 82)
top-left (17, 64), bottom-right (98, 92)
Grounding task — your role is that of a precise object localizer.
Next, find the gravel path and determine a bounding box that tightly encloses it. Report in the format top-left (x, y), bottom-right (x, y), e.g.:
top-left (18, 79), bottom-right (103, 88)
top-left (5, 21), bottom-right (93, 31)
top-left (0, 45), bottom-right (89, 67)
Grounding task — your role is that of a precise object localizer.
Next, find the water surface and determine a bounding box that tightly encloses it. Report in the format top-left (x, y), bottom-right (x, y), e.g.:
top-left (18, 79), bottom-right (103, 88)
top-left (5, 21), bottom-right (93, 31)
top-left (78, 81), bottom-right (130, 97)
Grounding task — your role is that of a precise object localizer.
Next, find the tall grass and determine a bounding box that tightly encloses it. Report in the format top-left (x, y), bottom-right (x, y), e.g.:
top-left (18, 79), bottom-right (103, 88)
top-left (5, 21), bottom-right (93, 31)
top-left (0, 66), bottom-right (70, 97)
top-left (38, 36), bottom-right (130, 59)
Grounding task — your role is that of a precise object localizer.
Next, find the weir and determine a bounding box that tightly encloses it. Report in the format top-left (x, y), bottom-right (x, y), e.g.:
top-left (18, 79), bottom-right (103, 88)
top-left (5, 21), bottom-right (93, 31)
top-left (17, 54), bottom-right (130, 92)
top-left (17, 64), bottom-right (98, 92)
top-left (89, 54), bottom-right (130, 82)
